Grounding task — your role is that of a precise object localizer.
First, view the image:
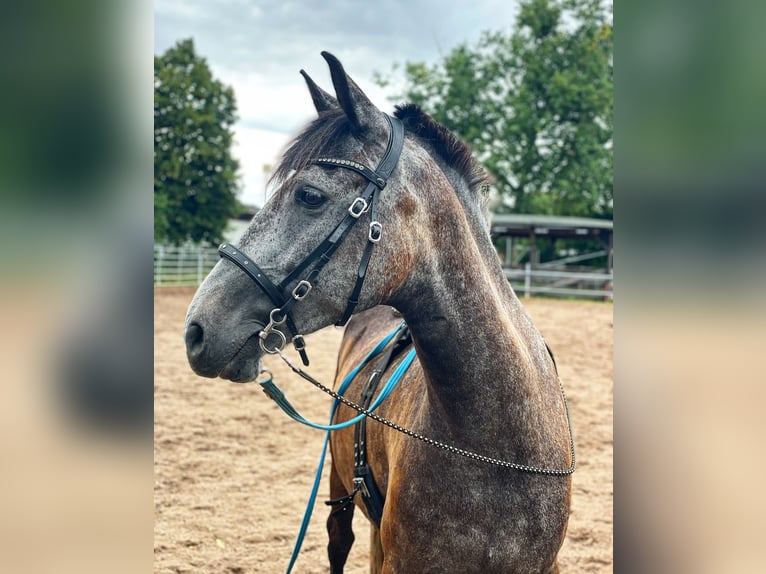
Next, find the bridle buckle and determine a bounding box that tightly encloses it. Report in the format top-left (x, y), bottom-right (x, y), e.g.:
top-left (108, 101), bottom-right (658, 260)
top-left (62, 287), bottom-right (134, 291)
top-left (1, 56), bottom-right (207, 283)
top-left (348, 197), bottom-right (368, 218)
top-left (293, 334), bottom-right (306, 352)
top-left (368, 221), bottom-right (382, 243)
top-left (292, 280), bottom-right (312, 301)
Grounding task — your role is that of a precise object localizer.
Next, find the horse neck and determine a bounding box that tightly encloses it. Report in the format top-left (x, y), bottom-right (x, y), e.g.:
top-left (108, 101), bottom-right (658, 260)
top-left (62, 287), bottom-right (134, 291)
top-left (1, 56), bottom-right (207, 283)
top-left (391, 177), bottom-right (561, 444)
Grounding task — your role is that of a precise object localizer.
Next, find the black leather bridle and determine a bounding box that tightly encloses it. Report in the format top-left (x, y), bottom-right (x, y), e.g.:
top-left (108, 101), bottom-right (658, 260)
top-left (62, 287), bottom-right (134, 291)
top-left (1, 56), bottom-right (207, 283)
top-left (218, 115), bottom-right (405, 366)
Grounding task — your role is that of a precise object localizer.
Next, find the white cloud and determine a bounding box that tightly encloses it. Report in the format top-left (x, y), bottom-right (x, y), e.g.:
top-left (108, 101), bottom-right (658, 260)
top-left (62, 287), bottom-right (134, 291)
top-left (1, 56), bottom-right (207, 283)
top-left (231, 126), bottom-right (292, 208)
top-left (210, 66), bottom-right (316, 133)
top-left (154, 0), bottom-right (208, 19)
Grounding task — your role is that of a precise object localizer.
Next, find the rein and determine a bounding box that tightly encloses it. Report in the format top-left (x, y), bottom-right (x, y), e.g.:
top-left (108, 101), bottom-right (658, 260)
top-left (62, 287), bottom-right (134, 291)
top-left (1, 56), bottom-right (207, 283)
top-left (258, 321), bottom-right (415, 574)
top-left (268, 345), bottom-right (577, 476)
top-left (218, 114), bottom-right (405, 367)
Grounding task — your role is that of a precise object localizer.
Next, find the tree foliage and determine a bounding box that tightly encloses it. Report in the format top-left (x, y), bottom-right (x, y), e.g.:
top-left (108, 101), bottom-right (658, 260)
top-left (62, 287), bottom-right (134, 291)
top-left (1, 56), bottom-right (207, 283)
top-left (378, 0), bottom-right (612, 218)
top-left (154, 38), bottom-right (240, 245)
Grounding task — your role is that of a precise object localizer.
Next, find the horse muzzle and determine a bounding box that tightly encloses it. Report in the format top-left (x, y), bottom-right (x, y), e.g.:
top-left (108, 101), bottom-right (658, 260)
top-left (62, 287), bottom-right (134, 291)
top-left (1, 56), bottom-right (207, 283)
top-left (185, 317), bottom-right (266, 382)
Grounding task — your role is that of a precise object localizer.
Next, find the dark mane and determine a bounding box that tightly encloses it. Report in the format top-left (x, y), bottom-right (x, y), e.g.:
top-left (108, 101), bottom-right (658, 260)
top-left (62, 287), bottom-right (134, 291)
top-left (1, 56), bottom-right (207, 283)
top-left (394, 103), bottom-right (489, 194)
top-left (271, 108), bottom-right (355, 184)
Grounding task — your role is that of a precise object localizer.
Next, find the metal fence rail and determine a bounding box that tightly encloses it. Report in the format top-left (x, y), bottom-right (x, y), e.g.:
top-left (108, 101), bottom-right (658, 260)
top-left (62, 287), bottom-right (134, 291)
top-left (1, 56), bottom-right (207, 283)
top-left (154, 244), bottom-right (220, 286)
top-left (505, 263), bottom-right (613, 300)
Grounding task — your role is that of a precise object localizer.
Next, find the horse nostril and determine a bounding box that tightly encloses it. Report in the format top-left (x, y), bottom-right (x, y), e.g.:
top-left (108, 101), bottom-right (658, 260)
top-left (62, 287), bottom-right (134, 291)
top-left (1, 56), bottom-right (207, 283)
top-left (185, 322), bottom-right (205, 355)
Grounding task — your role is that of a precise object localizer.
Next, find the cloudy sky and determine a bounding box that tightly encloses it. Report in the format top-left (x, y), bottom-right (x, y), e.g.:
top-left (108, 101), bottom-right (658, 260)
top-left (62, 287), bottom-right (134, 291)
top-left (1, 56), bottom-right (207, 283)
top-left (155, 0), bottom-right (521, 207)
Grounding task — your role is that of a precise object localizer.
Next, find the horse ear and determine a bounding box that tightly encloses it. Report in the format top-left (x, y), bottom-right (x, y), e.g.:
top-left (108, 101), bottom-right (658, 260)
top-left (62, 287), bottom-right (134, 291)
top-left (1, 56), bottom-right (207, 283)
top-left (321, 51), bottom-right (382, 132)
top-left (300, 69), bottom-right (338, 114)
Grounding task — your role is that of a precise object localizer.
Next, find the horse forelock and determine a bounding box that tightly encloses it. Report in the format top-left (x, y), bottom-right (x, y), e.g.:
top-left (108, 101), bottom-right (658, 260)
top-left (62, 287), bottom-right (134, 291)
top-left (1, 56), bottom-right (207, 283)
top-left (271, 108), bottom-right (355, 186)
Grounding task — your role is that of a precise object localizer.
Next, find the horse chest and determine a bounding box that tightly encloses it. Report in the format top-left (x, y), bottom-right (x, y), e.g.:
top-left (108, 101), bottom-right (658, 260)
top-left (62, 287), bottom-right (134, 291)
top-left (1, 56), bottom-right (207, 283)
top-left (379, 442), bottom-right (567, 573)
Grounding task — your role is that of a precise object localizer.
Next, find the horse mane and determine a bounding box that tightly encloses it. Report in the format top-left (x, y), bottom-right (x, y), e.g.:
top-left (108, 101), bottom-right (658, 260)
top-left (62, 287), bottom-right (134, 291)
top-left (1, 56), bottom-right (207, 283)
top-left (393, 103), bottom-right (489, 200)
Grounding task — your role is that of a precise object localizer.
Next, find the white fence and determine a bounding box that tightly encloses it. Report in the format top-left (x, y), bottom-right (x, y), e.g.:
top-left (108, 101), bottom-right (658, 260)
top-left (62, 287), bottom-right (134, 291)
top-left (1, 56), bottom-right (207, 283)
top-left (154, 245), bottom-right (613, 300)
top-left (154, 244), bottom-right (220, 286)
top-left (505, 263), bottom-right (613, 300)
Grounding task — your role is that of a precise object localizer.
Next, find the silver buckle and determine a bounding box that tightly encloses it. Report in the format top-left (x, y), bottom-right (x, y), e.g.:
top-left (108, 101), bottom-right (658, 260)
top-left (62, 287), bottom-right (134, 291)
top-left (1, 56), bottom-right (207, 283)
top-left (348, 197), bottom-right (368, 218)
top-left (368, 221), bottom-right (382, 243)
top-left (291, 280), bottom-right (312, 301)
top-left (353, 476), bottom-right (371, 498)
top-left (293, 334), bottom-right (306, 352)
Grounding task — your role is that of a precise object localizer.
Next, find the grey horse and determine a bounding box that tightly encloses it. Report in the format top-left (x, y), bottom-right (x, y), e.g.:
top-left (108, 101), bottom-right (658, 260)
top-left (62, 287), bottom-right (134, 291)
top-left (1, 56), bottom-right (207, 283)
top-left (185, 52), bottom-right (572, 573)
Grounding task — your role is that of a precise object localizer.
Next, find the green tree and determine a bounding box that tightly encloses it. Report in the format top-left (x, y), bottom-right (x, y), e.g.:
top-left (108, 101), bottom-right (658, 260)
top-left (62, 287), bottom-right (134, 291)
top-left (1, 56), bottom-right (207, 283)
top-left (154, 38), bottom-right (240, 245)
top-left (378, 0), bottom-right (612, 218)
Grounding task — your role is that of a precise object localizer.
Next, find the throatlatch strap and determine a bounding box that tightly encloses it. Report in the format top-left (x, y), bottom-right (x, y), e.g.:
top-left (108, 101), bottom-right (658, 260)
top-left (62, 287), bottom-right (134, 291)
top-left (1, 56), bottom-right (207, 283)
top-left (333, 116), bottom-right (404, 326)
top-left (335, 219), bottom-right (376, 326)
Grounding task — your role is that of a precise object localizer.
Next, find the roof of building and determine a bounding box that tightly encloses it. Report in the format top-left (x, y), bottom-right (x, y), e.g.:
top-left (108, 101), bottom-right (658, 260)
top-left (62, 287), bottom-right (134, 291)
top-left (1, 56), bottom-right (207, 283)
top-left (490, 214), bottom-right (612, 239)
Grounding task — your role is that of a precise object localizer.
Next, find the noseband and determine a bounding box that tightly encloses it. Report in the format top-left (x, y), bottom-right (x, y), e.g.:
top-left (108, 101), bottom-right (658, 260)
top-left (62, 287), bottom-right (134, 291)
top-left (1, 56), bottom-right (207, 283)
top-left (218, 115), bottom-right (405, 365)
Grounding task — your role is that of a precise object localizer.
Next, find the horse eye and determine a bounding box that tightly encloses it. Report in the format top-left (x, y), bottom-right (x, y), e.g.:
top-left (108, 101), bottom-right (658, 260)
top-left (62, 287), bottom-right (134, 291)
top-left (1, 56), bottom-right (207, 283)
top-left (296, 187), bottom-right (326, 209)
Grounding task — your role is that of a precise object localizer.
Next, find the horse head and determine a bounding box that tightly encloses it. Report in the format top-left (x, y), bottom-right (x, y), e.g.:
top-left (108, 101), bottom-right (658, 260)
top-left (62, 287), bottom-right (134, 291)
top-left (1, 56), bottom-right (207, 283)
top-left (185, 52), bottom-right (475, 382)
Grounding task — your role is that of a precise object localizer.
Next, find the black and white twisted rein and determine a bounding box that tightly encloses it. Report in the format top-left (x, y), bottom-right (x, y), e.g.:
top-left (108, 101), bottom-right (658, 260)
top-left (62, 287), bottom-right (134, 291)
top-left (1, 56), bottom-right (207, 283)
top-left (275, 350), bottom-right (576, 476)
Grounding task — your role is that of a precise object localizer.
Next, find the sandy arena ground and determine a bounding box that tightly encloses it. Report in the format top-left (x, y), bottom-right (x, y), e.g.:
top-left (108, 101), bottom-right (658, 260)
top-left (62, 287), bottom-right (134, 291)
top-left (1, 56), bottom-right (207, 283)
top-left (155, 287), bottom-right (612, 573)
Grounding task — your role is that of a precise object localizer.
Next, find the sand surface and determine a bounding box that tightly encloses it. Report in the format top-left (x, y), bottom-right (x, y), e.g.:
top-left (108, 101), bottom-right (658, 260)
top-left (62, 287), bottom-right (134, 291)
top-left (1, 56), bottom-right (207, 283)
top-left (155, 287), bottom-right (612, 572)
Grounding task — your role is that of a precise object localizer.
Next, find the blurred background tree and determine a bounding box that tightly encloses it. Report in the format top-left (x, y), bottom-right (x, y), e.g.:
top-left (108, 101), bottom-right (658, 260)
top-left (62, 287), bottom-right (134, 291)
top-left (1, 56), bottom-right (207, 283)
top-left (154, 38), bottom-right (241, 245)
top-left (376, 0), bottom-right (612, 218)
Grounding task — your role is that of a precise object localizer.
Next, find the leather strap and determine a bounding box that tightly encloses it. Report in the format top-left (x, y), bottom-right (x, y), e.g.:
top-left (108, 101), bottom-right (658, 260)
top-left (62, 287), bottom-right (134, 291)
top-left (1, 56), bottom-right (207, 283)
top-left (278, 181), bottom-right (378, 289)
top-left (334, 116), bottom-right (404, 326)
top-left (219, 243), bottom-right (284, 307)
top-left (313, 158), bottom-right (387, 189)
top-left (351, 326), bottom-right (412, 525)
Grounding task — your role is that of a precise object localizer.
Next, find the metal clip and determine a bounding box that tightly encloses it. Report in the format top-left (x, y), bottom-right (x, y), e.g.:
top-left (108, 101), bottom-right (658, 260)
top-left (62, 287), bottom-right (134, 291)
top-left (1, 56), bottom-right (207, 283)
top-left (368, 221), bottom-right (382, 243)
top-left (259, 308), bottom-right (288, 354)
top-left (348, 197), bottom-right (368, 218)
top-left (267, 308), bottom-right (287, 327)
top-left (293, 334), bottom-right (306, 352)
